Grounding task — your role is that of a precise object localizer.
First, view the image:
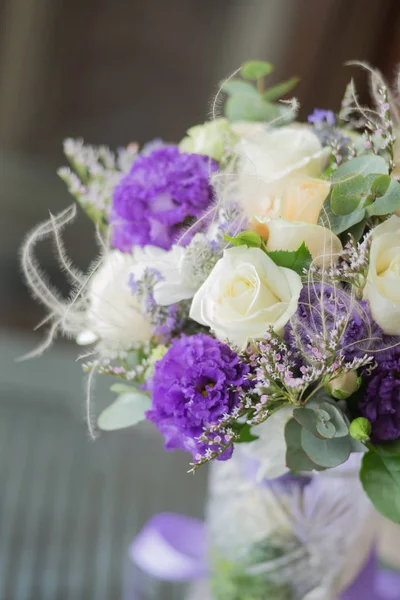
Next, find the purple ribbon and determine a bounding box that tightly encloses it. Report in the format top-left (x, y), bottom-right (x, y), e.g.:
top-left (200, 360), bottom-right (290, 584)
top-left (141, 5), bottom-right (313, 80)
top-left (129, 513), bottom-right (207, 581)
top-left (130, 513), bottom-right (400, 598)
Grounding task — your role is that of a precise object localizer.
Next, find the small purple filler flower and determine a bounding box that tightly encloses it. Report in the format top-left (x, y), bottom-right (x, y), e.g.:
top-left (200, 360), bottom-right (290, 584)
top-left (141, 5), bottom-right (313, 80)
top-left (110, 146), bottom-right (218, 252)
top-left (360, 344), bottom-right (400, 442)
top-left (308, 108), bottom-right (336, 127)
top-left (146, 334), bottom-right (248, 459)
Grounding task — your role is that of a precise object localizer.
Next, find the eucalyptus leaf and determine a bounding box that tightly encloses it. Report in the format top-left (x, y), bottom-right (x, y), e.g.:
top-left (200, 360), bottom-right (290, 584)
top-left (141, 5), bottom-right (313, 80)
top-left (241, 60), bottom-right (273, 80)
top-left (262, 77), bottom-right (299, 101)
top-left (331, 175), bottom-right (365, 215)
top-left (110, 383), bottom-right (138, 394)
top-left (318, 402), bottom-right (349, 438)
top-left (267, 242), bottom-right (312, 275)
top-left (320, 195), bottom-right (366, 236)
top-left (367, 178), bottom-right (400, 216)
top-left (222, 79), bottom-right (259, 97)
top-left (225, 94), bottom-right (281, 122)
top-left (331, 155), bottom-right (388, 182)
top-left (316, 420), bottom-right (336, 439)
top-left (98, 391), bottom-right (151, 431)
top-left (293, 407), bottom-right (320, 435)
top-left (301, 428), bottom-right (351, 468)
top-left (361, 446), bottom-right (400, 524)
top-left (285, 418), bottom-right (325, 472)
top-left (370, 174), bottom-right (391, 197)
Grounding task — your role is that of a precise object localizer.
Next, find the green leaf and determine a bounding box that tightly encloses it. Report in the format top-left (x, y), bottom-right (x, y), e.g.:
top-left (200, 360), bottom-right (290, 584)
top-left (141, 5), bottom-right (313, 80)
top-left (370, 174), bottom-right (391, 197)
top-left (224, 230), bottom-right (262, 248)
top-left (301, 428), bottom-right (351, 468)
top-left (361, 447), bottom-right (400, 524)
top-left (293, 407), bottom-right (320, 435)
top-left (267, 242), bottom-right (312, 275)
top-left (97, 391), bottom-right (151, 431)
top-left (318, 402), bottom-right (349, 438)
top-left (285, 418), bottom-right (325, 472)
top-left (367, 178), bottom-right (400, 216)
top-left (262, 77), bottom-right (300, 101)
top-left (222, 79), bottom-right (259, 97)
top-left (293, 407), bottom-right (335, 439)
top-left (225, 94), bottom-right (281, 122)
top-left (320, 195), bottom-right (366, 235)
top-left (110, 383), bottom-right (138, 394)
top-left (331, 155), bottom-right (388, 182)
top-left (241, 60), bottom-right (274, 80)
top-left (235, 423), bottom-right (259, 443)
top-left (331, 175), bottom-right (366, 215)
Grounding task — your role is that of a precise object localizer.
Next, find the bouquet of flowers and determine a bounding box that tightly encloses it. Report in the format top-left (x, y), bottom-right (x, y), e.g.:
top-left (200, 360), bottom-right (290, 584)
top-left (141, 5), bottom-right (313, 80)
top-left (21, 60), bottom-right (400, 598)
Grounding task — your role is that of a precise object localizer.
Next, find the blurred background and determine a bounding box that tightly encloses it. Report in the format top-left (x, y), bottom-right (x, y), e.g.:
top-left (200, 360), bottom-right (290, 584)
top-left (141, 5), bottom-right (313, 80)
top-left (1, 0), bottom-right (400, 598)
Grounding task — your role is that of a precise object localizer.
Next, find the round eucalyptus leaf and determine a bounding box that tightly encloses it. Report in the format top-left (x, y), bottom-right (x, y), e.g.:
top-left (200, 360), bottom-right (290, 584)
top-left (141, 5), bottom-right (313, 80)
top-left (316, 420), bottom-right (336, 439)
top-left (98, 392), bottom-right (151, 431)
top-left (301, 428), bottom-right (351, 468)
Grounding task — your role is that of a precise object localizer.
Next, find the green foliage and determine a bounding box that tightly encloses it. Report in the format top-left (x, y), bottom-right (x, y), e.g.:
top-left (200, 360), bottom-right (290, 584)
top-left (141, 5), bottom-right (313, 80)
top-left (267, 242), bottom-right (312, 275)
top-left (301, 428), bottom-right (352, 468)
top-left (330, 155), bottom-right (388, 181)
top-left (223, 60), bottom-right (299, 123)
top-left (367, 177), bottom-right (400, 216)
top-left (286, 399), bottom-right (365, 470)
top-left (285, 418), bottom-right (325, 472)
top-left (234, 423), bottom-right (259, 443)
top-left (262, 77), bottom-right (300, 101)
top-left (349, 417), bottom-right (371, 442)
top-left (110, 383), bottom-right (138, 394)
top-left (225, 94), bottom-right (281, 122)
top-left (241, 60), bottom-right (274, 80)
top-left (97, 391), bottom-right (151, 431)
top-left (222, 79), bottom-right (259, 96)
top-left (327, 153), bottom-right (400, 234)
top-left (361, 442), bottom-right (400, 524)
top-left (224, 230), bottom-right (263, 248)
top-left (331, 174), bottom-right (367, 215)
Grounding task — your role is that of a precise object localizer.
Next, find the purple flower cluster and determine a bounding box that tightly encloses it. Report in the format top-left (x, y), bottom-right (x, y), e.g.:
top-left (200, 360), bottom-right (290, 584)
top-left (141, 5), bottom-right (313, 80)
top-left (360, 343), bottom-right (400, 442)
top-left (285, 284), bottom-right (381, 361)
top-left (308, 109), bottom-right (336, 127)
top-left (110, 146), bottom-right (218, 252)
top-left (146, 334), bottom-right (249, 459)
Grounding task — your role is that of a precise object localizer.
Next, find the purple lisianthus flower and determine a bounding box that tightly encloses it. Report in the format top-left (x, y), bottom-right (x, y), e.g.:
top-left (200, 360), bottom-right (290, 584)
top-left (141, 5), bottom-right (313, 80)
top-left (360, 343), bottom-right (400, 442)
top-left (110, 146), bottom-right (218, 252)
top-left (285, 284), bottom-right (381, 361)
top-left (146, 334), bottom-right (249, 459)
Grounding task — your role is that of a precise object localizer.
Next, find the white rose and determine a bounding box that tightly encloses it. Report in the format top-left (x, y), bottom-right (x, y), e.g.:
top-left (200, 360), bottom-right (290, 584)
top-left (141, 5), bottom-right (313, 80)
top-left (190, 246), bottom-right (302, 350)
top-left (132, 244), bottom-right (200, 306)
top-left (77, 250), bottom-right (152, 346)
top-left (236, 124), bottom-right (329, 219)
top-left (364, 215), bottom-right (400, 334)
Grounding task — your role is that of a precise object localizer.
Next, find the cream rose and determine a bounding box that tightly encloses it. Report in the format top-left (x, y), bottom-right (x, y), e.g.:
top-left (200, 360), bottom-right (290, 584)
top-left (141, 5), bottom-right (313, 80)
top-left (77, 250), bottom-right (152, 346)
top-left (261, 218), bottom-right (343, 268)
top-left (236, 124), bottom-right (329, 220)
top-left (189, 246), bottom-right (302, 350)
top-left (364, 215), bottom-right (400, 334)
